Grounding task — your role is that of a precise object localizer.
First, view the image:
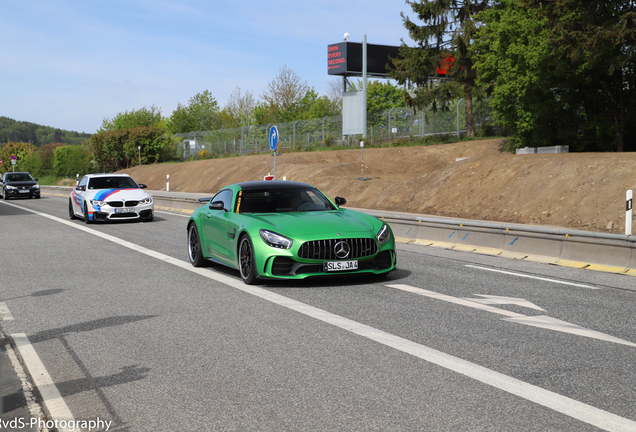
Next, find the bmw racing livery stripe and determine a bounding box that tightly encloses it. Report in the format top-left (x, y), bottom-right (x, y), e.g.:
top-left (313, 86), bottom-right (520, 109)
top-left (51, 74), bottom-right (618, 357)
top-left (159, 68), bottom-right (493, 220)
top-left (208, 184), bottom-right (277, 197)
top-left (93, 188), bottom-right (134, 201)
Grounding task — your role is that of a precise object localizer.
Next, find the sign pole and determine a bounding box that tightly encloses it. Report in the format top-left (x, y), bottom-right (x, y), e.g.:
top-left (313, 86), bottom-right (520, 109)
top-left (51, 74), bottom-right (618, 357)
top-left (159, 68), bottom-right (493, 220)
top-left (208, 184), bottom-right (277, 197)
top-left (627, 190), bottom-right (633, 236)
top-left (269, 126), bottom-right (279, 180)
top-left (358, 141), bottom-right (371, 181)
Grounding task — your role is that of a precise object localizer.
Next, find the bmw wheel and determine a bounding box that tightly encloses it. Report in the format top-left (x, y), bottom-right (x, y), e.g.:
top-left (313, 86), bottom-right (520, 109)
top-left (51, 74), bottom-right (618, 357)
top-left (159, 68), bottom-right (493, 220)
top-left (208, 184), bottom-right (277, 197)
top-left (239, 235), bottom-right (257, 285)
top-left (83, 203), bottom-right (92, 224)
top-left (69, 199), bottom-right (77, 220)
top-left (188, 223), bottom-right (208, 267)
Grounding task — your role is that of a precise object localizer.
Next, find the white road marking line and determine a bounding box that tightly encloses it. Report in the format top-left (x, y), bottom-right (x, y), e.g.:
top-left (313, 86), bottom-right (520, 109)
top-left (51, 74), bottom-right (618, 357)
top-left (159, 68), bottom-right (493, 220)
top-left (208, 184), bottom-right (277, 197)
top-left (0, 302), bottom-right (14, 320)
top-left (5, 338), bottom-right (47, 427)
top-left (389, 284), bottom-right (636, 348)
top-left (12, 333), bottom-right (76, 432)
top-left (4, 201), bottom-right (636, 432)
top-left (503, 316), bottom-right (636, 348)
top-left (467, 294), bottom-right (546, 311)
top-left (465, 265), bottom-right (598, 289)
top-left (387, 284), bottom-right (525, 318)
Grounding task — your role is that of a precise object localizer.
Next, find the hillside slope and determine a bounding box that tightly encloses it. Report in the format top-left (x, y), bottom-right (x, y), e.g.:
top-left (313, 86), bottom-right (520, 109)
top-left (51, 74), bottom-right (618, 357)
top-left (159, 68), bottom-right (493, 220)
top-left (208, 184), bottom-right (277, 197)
top-left (121, 138), bottom-right (636, 234)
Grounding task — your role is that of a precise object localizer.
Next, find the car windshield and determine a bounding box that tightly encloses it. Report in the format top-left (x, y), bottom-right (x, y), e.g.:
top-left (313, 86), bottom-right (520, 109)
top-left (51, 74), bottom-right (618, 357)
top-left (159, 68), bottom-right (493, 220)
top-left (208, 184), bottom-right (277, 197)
top-left (88, 177), bottom-right (138, 190)
top-left (5, 173), bottom-right (34, 182)
top-left (237, 186), bottom-right (337, 214)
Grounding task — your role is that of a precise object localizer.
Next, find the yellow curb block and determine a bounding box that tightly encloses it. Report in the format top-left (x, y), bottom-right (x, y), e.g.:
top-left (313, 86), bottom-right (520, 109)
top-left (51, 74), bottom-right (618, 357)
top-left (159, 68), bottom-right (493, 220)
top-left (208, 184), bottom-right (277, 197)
top-left (451, 244), bottom-right (477, 253)
top-left (498, 250), bottom-right (530, 260)
top-left (472, 247), bottom-right (504, 256)
top-left (584, 264), bottom-right (630, 274)
top-left (554, 259), bottom-right (590, 269)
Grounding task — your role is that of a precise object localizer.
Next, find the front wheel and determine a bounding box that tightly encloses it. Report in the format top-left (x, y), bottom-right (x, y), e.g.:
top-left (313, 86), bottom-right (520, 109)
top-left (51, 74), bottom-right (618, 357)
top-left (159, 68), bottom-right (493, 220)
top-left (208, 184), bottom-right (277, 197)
top-left (69, 199), bottom-right (77, 220)
top-left (83, 203), bottom-right (91, 224)
top-left (188, 223), bottom-right (208, 267)
top-left (239, 235), bottom-right (258, 285)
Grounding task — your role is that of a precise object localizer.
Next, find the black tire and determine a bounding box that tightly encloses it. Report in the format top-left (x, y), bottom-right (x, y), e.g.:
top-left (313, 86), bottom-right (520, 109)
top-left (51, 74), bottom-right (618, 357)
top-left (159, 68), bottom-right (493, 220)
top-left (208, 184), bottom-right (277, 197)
top-left (2, 189), bottom-right (8, 200)
top-left (239, 235), bottom-right (258, 285)
top-left (187, 223), bottom-right (208, 267)
top-left (69, 199), bottom-right (77, 220)
top-left (84, 203), bottom-right (92, 224)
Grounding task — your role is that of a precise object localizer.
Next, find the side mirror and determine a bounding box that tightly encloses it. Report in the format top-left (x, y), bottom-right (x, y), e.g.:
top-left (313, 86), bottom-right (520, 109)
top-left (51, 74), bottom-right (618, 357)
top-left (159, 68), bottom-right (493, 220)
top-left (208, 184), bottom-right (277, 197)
top-left (209, 201), bottom-right (226, 211)
top-left (76, 186), bottom-right (85, 191)
top-left (138, 184), bottom-right (147, 189)
top-left (335, 196), bottom-right (346, 207)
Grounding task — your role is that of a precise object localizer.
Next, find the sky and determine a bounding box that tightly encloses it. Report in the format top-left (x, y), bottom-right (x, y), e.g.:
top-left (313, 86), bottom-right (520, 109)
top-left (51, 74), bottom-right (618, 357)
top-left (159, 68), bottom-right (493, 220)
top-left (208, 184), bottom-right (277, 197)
top-left (1, 0), bottom-right (412, 134)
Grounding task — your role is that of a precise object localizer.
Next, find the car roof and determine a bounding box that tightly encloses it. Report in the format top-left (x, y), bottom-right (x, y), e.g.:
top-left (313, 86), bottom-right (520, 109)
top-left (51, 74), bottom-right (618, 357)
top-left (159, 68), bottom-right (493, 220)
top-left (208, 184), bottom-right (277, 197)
top-left (236, 181), bottom-right (313, 191)
top-left (85, 173), bottom-right (131, 178)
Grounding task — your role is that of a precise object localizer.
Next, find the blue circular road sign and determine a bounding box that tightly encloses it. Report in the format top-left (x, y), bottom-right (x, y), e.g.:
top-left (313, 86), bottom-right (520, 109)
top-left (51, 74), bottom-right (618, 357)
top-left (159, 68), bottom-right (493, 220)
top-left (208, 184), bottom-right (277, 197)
top-left (269, 126), bottom-right (279, 151)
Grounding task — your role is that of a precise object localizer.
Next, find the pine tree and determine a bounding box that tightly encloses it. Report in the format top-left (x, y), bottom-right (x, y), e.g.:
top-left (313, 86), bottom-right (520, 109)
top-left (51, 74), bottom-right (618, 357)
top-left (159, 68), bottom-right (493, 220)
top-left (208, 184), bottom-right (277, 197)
top-left (389, 0), bottom-right (490, 138)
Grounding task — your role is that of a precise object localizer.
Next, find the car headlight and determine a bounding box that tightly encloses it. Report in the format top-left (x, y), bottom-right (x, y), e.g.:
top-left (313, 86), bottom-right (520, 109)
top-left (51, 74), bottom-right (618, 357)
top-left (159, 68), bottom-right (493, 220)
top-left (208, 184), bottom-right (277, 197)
top-left (260, 229), bottom-right (293, 249)
top-left (5, 185), bottom-right (17, 190)
top-left (90, 199), bottom-right (106, 207)
top-left (139, 197), bottom-right (153, 205)
top-left (376, 224), bottom-right (391, 245)
top-left (32, 184), bottom-right (40, 189)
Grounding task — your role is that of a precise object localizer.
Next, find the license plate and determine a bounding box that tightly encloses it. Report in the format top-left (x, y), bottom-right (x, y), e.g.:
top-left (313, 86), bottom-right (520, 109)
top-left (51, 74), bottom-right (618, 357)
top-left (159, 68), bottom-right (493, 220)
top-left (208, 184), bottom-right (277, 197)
top-left (19, 190), bottom-right (29, 193)
top-left (323, 260), bottom-right (358, 272)
top-left (116, 208), bottom-right (135, 213)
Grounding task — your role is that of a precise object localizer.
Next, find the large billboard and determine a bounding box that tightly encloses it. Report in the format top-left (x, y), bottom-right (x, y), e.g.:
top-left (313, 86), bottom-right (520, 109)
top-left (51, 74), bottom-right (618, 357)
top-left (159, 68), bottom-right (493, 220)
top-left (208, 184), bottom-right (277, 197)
top-left (327, 42), bottom-right (401, 78)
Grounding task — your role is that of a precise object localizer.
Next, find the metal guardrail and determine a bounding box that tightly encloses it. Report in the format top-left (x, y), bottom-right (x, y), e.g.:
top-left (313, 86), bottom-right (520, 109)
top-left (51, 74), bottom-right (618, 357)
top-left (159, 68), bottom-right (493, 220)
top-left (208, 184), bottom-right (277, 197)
top-left (40, 186), bottom-right (636, 275)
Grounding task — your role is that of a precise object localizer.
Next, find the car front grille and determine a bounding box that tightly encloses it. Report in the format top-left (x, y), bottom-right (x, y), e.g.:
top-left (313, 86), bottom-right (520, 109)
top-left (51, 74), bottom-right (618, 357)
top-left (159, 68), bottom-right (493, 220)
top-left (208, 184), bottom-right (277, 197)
top-left (298, 238), bottom-right (377, 260)
top-left (107, 201), bottom-right (140, 207)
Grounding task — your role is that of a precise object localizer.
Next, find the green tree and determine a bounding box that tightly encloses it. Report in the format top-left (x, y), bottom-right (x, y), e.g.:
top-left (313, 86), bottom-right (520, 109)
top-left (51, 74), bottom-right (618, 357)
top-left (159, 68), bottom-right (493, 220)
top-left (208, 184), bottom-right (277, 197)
top-left (389, 0), bottom-right (491, 138)
top-left (353, 80), bottom-right (407, 127)
top-left (535, 0), bottom-right (636, 151)
top-left (474, 0), bottom-right (636, 151)
top-left (38, 143), bottom-right (67, 175)
top-left (0, 142), bottom-right (37, 175)
top-left (223, 87), bottom-right (256, 128)
top-left (166, 90), bottom-right (220, 133)
top-left (255, 66), bottom-right (309, 124)
top-left (53, 145), bottom-right (91, 178)
top-left (100, 105), bottom-right (164, 132)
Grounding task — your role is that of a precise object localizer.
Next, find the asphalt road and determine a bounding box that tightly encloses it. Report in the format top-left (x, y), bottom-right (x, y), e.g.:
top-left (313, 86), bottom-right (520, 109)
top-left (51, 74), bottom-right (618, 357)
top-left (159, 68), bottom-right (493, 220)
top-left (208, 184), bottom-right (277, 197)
top-left (1, 194), bottom-right (635, 432)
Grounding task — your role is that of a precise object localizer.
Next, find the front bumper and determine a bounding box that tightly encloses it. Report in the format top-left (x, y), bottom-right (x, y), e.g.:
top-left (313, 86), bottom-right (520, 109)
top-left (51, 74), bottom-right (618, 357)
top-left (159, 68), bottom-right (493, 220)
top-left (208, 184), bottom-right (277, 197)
top-left (265, 249), bottom-right (397, 278)
top-left (88, 205), bottom-right (154, 221)
top-left (4, 188), bottom-right (39, 198)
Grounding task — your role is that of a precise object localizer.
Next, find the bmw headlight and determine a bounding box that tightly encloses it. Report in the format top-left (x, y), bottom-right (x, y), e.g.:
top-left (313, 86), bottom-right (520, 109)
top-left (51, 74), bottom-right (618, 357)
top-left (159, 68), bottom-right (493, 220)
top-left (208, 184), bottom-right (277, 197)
top-left (376, 224), bottom-right (391, 245)
top-left (140, 197), bottom-right (153, 204)
top-left (90, 199), bottom-right (106, 207)
top-left (260, 229), bottom-right (293, 249)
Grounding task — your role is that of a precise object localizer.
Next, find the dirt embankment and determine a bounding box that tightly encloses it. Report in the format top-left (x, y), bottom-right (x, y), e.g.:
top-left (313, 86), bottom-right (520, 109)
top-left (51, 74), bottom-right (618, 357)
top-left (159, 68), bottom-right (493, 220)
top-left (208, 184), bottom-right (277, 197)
top-left (120, 138), bottom-right (636, 234)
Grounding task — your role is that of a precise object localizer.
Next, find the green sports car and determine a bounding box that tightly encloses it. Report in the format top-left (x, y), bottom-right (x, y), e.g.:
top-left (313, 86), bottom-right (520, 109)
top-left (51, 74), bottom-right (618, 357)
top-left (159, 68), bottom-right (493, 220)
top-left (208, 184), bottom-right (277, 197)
top-left (186, 181), bottom-right (396, 284)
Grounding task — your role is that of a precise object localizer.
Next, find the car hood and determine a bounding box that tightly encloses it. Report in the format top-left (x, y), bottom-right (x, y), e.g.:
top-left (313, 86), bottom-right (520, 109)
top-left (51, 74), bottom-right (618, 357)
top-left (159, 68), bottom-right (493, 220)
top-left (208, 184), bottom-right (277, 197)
top-left (84, 188), bottom-right (151, 201)
top-left (245, 209), bottom-right (381, 236)
top-left (4, 181), bottom-right (37, 186)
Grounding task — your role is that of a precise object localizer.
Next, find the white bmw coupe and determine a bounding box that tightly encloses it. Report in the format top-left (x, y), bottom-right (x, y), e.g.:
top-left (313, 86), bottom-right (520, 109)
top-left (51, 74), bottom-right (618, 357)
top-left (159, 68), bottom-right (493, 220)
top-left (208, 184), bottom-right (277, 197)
top-left (69, 173), bottom-right (154, 223)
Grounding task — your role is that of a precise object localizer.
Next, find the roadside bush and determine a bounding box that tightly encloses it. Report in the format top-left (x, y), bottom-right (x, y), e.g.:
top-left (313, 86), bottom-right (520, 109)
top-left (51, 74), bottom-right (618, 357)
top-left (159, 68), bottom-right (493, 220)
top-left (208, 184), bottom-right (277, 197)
top-left (90, 126), bottom-right (176, 172)
top-left (54, 145), bottom-right (91, 178)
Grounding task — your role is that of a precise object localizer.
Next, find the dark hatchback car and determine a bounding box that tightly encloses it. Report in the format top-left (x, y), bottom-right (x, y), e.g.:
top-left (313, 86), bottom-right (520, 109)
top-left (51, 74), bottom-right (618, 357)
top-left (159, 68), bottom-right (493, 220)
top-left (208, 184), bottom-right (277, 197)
top-left (1, 172), bottom-right (41, 199)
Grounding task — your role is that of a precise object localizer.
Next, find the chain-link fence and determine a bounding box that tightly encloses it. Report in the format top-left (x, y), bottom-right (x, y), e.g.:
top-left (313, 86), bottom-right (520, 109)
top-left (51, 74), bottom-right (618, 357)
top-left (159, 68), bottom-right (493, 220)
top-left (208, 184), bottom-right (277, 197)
top-left (175, 99), bottom-right (493, 159)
